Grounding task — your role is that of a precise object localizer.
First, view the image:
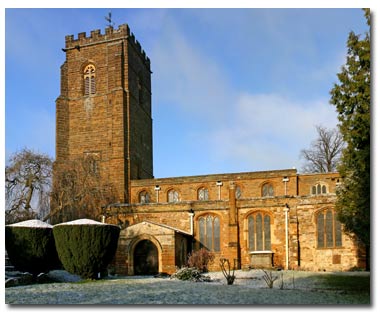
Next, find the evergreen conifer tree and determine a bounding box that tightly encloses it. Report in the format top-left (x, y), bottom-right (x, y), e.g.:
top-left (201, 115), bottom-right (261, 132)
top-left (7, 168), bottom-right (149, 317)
top-left (330, 9), bottom-right (370, 269)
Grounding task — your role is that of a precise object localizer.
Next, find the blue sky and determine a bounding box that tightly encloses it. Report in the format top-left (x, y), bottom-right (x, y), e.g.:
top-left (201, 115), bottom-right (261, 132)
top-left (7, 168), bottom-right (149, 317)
top-left (4, 7), bottom-right (371, 178)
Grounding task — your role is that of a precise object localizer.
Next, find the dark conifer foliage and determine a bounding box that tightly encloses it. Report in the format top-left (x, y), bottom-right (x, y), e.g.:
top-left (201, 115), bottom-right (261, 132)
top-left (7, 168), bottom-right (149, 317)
top-left (330, 9), bottom-right (370, 269)
top-left (5, 221), bottom-right (60, 275)
top-left (53, 220), bottom-right (120, 279)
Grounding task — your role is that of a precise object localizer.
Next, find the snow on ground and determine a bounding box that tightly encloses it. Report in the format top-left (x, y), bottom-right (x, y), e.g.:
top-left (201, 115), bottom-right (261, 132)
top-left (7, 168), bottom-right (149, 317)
top-left (5, 270), bottom-right (370, 305)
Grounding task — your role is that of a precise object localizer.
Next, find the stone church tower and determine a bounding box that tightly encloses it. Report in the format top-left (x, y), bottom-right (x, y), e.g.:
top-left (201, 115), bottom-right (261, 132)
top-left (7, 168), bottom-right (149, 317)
top-left (56, 24), bottom-right (153, 203)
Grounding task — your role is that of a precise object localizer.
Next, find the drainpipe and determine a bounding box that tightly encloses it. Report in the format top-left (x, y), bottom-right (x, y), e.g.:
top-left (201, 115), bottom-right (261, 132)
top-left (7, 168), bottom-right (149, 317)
top-left (284, 204), bottom-right (290, 270)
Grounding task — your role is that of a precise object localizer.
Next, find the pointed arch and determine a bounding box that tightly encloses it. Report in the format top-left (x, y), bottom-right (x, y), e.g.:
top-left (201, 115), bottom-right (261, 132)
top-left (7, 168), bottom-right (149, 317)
top-left (83, 63), bottom-right (96, 96)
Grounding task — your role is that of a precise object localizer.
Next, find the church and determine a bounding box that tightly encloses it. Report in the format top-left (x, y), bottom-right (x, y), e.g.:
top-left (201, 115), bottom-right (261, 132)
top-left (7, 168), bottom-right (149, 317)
top-left (54, 23), bottom-right (365, 275)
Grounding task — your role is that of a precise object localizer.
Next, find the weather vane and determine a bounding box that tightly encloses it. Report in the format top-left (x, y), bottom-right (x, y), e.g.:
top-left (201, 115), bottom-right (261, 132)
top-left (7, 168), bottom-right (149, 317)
top-left (105, 11), bottom-right (115, 28)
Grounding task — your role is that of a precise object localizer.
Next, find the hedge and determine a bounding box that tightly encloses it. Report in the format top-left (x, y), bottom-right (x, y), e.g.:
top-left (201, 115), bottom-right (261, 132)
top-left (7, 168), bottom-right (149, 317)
top-left (5, 219), bottom-right (61, 275)
top-left (53, 219), bottom-right (120, 279)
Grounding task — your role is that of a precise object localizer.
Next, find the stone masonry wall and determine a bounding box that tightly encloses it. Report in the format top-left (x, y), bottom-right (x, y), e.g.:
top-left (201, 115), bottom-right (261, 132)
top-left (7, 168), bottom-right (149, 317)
top-left (106, 170), bottom-right (364, 273)
top-left (56, 24), bottom-right (153, 203)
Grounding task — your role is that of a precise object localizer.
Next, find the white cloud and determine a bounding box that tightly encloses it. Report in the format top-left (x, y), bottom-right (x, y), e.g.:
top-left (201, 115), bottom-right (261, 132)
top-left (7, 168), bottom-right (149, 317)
top-left (150, 13), bottom-right (341, 173)
top-left (206, 93), bottom-right (339, 171)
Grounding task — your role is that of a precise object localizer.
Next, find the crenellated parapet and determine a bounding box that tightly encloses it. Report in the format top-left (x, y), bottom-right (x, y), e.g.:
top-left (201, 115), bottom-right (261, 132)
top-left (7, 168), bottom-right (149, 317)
top-left (63, 24), bottom-right (150, 66)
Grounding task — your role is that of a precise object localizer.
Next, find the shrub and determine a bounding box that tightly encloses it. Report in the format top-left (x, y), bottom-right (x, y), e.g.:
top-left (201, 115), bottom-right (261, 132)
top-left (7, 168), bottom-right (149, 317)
top-left (53, 219), bottom-right (120, 279)
top-left (220, 258), bottom-right (236, 285)
top-left (5, 220), bottom-right (60, 275)
top-left (171, 267), bottom-right (211, 282)
top-left (187, 248), bottom-right (215, 272)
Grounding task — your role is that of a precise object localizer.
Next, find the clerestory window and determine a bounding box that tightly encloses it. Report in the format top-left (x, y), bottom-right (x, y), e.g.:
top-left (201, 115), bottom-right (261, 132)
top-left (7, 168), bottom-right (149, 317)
top-left (262, 183), bottom-right (274, 197)
top-left (168, 189), bottom-right (179, 203)
top-left (312, 183), bottom-right (328, 195)
top-left (139, 190), bottom-right (150, 204)
top-left (198, 187), bottom-right (209, 201)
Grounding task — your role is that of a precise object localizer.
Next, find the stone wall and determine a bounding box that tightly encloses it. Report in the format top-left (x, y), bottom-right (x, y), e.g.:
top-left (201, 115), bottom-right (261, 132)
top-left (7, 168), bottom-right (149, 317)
top-left (105, 170), bottom-right (365, 274)
top-left (55, 24), bottom-right (153, 203)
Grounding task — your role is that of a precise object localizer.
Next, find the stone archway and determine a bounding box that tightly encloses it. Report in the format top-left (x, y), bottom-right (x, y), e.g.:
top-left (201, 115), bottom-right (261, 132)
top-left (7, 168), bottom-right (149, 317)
top-left (133, 239), bottom-right (158, 275)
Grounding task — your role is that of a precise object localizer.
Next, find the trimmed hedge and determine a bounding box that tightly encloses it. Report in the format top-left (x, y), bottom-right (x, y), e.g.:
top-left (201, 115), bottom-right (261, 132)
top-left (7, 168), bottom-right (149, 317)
top-left (53, 219), bottom-right (120, 279)
top-left (5, 220), bottom-right (60, 275)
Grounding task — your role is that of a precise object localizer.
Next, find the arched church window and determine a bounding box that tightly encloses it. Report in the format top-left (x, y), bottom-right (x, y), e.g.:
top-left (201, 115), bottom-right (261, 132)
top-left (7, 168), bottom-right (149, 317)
top-left (262, 183), bottom-right (274, 197)
top-left (84, 64), bottom-right (96, 96)
top-left (248, 212), bottom-right (272, 251)
top-left (311, 183), bottom-right (328, 195)
top-left (317, 208), bottom-right (342, 248)
top-left (168, 189), bottom-right (179, 203)
top-left (198, 187), bottom-right (209, 201)
top-left (198, 214), bottom-right (220, 251)
top-left (139, 190), bottom-right (150, 204)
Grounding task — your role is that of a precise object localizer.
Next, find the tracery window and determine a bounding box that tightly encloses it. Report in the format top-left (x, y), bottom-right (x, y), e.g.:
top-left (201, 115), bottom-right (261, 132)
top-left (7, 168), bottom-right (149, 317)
top-left (168, 189), bottom-right (179, 203)
top-left (248, 212), bottom-right (271, 251)
top-left (198, 187), bottom-right (209, 201)
top-left (317, 209), bottom-right (342, 248)
top-left (312, 183), bottom-right (328, 195)
top-left (262, 183), bottom-right (274, 197)
top-left (139, 190), bottom-right (150, 204)
top-left (84, 64), bottom-right (96, 96)
top-left (198, 214), bottom-right (220, 251)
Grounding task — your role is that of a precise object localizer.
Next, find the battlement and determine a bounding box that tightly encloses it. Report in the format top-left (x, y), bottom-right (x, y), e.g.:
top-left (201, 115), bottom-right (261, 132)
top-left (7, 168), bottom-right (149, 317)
top-left (64, 24), bottom-right (150, 65)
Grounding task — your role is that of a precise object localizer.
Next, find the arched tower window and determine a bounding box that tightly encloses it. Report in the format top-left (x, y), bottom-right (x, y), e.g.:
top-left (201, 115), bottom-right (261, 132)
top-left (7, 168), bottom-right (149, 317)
top-left (84, 64), bottom-right (96, 96)
top-left (248, 212), bottom-right (272, 251)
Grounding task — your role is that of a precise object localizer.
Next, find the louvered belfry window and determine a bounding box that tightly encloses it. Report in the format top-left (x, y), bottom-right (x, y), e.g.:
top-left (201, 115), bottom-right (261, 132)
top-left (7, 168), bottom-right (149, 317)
top-left (84, 64), bottom-right (96, 96)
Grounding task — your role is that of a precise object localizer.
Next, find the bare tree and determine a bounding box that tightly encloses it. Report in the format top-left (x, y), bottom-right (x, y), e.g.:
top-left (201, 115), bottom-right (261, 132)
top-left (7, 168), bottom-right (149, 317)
top-left (5, 148), bottom-right (53, 224)
top-left (300, 125), bottom-right (344, 173)
top-left (48, 157), bottom-right (118, 224)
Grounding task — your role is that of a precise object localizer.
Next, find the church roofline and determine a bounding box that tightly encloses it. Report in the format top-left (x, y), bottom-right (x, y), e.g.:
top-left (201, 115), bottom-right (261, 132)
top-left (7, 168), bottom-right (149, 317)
top-left (132, 168), bottom-right (298, 186)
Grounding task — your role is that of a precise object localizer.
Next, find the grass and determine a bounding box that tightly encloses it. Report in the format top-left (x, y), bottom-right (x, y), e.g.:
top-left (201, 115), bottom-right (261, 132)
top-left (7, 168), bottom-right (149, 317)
top-left (5, 271), bottom-right (371, 305)
top-left (317, 274), bottom-right (371, 294)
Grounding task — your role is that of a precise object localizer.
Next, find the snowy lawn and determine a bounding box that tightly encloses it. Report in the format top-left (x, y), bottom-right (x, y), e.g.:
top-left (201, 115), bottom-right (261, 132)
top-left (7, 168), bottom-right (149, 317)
top-left (5, 270), bottom-right (370, 305)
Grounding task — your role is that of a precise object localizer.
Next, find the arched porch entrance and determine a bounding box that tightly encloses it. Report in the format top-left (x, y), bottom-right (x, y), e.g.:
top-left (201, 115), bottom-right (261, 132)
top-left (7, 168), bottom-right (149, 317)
top-left (133, 239), bottom-right (159, 275)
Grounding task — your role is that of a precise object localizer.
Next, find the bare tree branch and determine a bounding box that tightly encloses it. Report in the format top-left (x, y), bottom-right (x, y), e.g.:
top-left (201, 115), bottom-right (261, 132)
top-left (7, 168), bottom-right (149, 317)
top-left (300, 125), bottom-right (344, 173)
top-left (5, 148), bottom-right (53, 224)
